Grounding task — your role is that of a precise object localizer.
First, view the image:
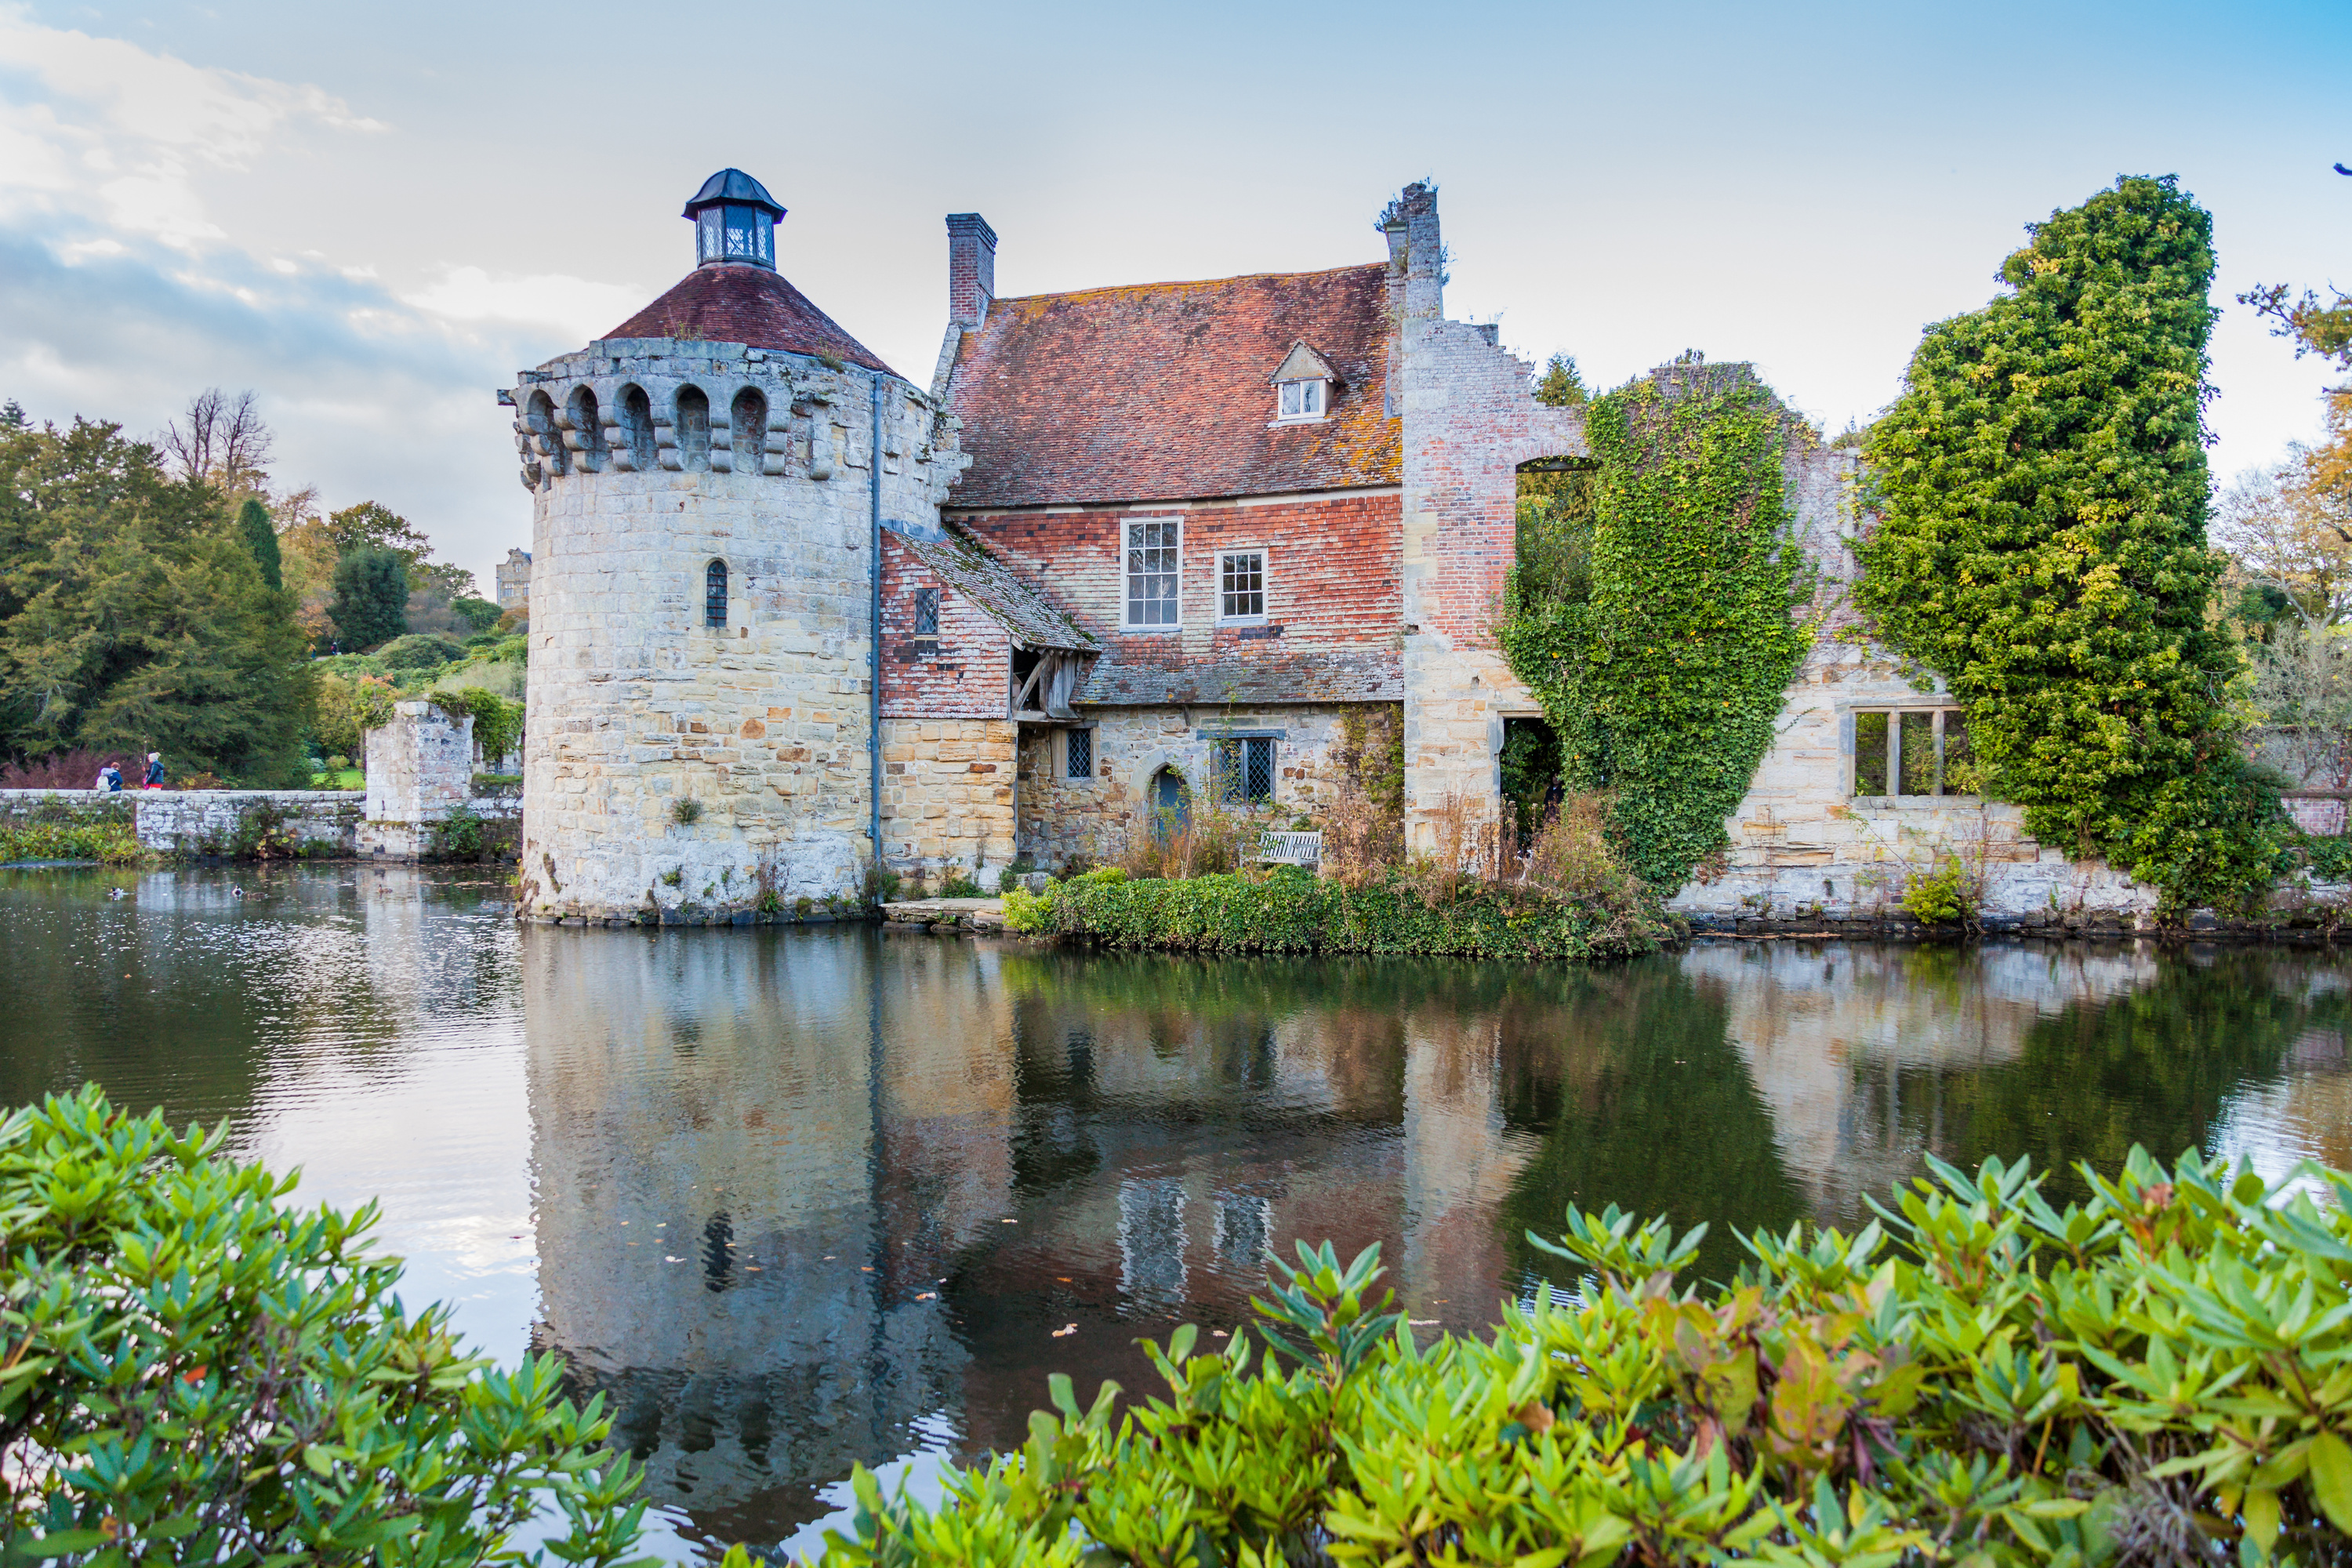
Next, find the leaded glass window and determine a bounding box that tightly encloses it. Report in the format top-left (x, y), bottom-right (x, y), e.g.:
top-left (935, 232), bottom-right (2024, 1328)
top-left (705, 560), bottom-right (728, 629)
top-left (913, 587), bottom-right (938, 637)
top-left (1214, 736), bottom-right (1275, 804)
top-left (1065, 726), bottom-right (1093, 779)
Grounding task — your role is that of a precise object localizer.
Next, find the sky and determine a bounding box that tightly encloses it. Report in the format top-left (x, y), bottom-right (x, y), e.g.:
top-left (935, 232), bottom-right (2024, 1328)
top-left (1, 0), bottom-right (2346, 594)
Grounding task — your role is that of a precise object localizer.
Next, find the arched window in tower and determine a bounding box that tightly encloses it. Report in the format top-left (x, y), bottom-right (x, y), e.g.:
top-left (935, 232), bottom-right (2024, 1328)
top-left (618, 386), bottom-right (656, 472)
top-left (730, 388), bottom-right (767, 475)
top-left (527, 390), bottom-right (567, 477)
top-left (705, 560), bottom-right (728, 630)
top-left (676, 387), bottom-right (711, 471)
top-left (564, 386), bottom-right (606, 471)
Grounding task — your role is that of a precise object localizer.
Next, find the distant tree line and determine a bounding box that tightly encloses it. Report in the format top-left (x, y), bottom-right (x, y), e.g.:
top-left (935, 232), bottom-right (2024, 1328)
top-left (0, 390), bottom-right (503, 786)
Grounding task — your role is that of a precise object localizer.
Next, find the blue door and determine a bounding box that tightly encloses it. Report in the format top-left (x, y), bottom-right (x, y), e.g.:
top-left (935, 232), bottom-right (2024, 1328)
top-left (1152, 768), bottom-right (1189, 837)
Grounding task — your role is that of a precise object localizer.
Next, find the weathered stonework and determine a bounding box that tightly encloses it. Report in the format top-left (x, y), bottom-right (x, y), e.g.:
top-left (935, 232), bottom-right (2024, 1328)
top-left (1011, 702), bottom-right (1374, 870)
top-left (511, 336), bottom-right (962, 922)
top-left (879, 717), bottom-right (1017, 888)
top-left (0, 789), bottom-right (367, 858)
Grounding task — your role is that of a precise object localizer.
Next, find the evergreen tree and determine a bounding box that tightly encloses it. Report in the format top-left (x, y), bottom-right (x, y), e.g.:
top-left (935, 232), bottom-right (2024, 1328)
top-left (1856, 175), bottom-right (2283, 912)
top-left (328, 547), bottom-right (410, 652)
top-left (236, 496), bottom-right (282, 592)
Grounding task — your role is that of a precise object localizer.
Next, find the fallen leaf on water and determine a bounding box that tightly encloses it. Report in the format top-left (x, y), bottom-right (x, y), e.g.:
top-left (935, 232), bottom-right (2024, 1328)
top-left (916, 1292), bottom-right (936, 1301)
top-left (665, 1256), bottom-right (684, 1263)
top-left (1056, 1276), bottom-right (1072, 1283)
top-left (862, 1266), bottom-right (874, 1272)
top-left (1211, 1330), bottom-right (1228, 1338)
top-left (1409, 1319), bottom-right (1439, 1326)
top-left (1051, 1323), bottom-right (1078, 1338)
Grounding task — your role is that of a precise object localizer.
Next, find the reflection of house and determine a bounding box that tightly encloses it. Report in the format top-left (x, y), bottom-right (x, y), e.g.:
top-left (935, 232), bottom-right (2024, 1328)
top-left (1689, 942), bottom-right (2162, 1219)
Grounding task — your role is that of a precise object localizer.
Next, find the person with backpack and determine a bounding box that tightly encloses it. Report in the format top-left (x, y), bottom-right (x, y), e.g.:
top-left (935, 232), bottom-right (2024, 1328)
top-left (143, 753), bottom-right (164, 790)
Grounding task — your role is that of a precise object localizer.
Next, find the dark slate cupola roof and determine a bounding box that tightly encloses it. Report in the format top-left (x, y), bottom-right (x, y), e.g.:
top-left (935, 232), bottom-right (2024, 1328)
top-left (601, 169), bottom-right (898, 376)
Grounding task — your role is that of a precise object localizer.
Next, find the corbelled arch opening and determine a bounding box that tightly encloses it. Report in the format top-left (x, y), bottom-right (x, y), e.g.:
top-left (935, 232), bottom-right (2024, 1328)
top-left (676, 386), bottom-right (712, 471)
top-left (729, 387), bottom-right (767, 475)
top-left (564, 386), bottom-right (606, 471)
top-left (527, 390), bottom-right (567, 477)
top-left (616, 386), bottom-right (657, 472)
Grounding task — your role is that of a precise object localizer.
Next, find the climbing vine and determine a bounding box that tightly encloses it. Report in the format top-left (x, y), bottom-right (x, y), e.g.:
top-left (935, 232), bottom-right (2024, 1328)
top-left (1855, 175), bottom-right (2287, 914)
top-left (1501, 363), bottom-right (1812, 891)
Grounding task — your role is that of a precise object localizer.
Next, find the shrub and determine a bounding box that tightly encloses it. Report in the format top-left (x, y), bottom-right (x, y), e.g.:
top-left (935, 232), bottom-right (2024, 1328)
top-left (1900, 854), bottom-right (1983, 927)
top-left (0, 1086), bottom-right (654, 1563)
top-left (938, 866), bottom-right (985, 898)
top-left (814, 1148), bottom-right (2352, 1568)
top-left (0, 747), bottom-right (143, 791)
top-left (376, 632), bottom-right (467, 671)
top-left (671, 797), bottom-right (703, 826)
top-left (0, 801), bottom-right (142, 863)
top-left (431, 802), bottom-right (485, 859)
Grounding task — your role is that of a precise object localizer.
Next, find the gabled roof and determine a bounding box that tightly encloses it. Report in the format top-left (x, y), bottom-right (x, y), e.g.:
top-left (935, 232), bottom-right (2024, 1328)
top-left (895, 525), bottom-right (1098, 652)
top-left (604, 265), bottom-right (896, 375)
top-left (1271, 341), bottom-right (1336, 383)
top-left (943, 263), bottom-right (1399, 510)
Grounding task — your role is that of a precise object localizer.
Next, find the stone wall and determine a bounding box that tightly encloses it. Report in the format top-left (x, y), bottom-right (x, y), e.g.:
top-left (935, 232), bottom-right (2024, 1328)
top-left (0, 789), bottom-right (368, 858)
top-left (512, 339), bottom-right (964, 921)
top-left (880, 717), bottom-right (1016, 888)
top-left (1011, 702), bottom-right (1376, 871)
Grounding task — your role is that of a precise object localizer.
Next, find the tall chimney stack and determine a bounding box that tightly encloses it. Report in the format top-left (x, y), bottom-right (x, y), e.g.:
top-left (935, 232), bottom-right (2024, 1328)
top-left (946, 212), bottom-right (997, 330)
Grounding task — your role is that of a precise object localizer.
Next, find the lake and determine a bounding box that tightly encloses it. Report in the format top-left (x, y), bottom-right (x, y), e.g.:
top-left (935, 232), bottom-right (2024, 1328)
top-left (4, 862), bottom-right (2347, 1560)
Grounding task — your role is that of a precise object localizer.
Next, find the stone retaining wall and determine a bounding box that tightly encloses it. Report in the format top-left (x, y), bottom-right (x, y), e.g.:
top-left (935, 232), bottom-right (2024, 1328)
top-left (0, 789), bottom-right (365, 858)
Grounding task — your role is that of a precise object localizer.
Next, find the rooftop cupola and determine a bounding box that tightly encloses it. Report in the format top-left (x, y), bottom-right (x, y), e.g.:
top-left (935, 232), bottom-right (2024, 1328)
top-left (684, 169), bottom-right (784, 270)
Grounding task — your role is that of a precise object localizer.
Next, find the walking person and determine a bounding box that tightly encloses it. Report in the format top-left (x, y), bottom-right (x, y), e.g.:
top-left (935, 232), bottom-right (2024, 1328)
top-left (142, 753), bottom-right (164, 790)
top-left (103, 763), bottom-right (123, 793)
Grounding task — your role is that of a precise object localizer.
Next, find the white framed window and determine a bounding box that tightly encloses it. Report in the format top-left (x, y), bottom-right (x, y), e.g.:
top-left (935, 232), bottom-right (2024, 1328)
top-left (1275, 379), bottom-right (1326, 422)
top-left (1123, 517), bottom-right (1181, 630)
top-left (1219, 550), bottom-right (1267, 622)
top-left (1061, 726), bottom-right (1096, 782)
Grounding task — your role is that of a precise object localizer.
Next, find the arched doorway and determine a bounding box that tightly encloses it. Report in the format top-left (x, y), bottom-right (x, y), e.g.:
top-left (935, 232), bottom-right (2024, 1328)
top-left (1149, 767), bottom-right (1190, 839)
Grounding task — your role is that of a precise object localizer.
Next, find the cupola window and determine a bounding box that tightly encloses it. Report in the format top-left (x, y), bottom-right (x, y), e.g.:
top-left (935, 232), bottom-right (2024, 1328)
top-left (1268, 341), bottom-right (1337, 425)
top-left (682, 169), bottom-right (786, 271)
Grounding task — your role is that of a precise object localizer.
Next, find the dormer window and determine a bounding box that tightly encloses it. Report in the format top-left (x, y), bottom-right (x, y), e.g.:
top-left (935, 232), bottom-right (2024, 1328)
top-left (1269, 341), bottom-right (1337, 425)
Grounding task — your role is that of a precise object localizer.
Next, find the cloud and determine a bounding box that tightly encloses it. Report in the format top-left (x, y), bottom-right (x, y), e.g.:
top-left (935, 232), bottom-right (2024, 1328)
top-left (0, 7), bottom-right (630, 587)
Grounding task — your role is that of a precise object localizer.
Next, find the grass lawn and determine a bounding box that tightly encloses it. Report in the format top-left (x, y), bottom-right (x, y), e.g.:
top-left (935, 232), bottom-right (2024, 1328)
top-left (310, 769), bottom-right (365, 790)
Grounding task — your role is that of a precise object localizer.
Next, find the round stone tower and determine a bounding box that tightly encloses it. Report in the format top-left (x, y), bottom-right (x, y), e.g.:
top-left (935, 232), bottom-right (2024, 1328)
top-left (507, 170), bottom-right (963, 923)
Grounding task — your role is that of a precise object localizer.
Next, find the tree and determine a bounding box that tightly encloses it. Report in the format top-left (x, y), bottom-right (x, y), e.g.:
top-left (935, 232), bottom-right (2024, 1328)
top-left (1532, 352), bottom-right (1588, 408)
top-left (1856, 175), bottom-right (2282, 913)
top-left (325, 499), bottom-right (431, 567)
top-left (235, 495), bottom-right (283, 593)
top-left (2215, 459), bottom-right (2352, 627)
top-left (328, 546), bottom-right (410, 652)
top-left (159, 387), bottom-right (273, 498)
top-left (0, 416), bottom-right (313, 783)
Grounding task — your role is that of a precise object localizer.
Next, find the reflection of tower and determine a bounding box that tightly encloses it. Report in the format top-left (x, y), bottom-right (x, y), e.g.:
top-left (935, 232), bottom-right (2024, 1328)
top-left (1401, 1011), bottom-right (1537, 1309)
top-left (523, 927), bottom-right (1014, 1544)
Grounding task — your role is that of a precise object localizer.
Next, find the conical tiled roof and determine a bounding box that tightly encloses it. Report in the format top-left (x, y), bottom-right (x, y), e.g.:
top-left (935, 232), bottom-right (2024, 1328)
top-left (603, 265), bottom-right (896, 376)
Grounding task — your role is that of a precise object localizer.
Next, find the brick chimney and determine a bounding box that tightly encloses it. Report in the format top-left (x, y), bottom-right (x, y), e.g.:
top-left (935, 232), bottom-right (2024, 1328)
top-left (946, 212), bottom-right (997, 330)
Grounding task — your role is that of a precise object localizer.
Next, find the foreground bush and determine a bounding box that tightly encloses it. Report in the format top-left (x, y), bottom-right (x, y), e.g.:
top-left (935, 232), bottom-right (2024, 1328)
top-left (1011, 866), bottom-right (1671, 960)
top-left (820, 1149), bottom-right (2352, 1568)
top-left (0, 1087), bottom-right (655, 1565)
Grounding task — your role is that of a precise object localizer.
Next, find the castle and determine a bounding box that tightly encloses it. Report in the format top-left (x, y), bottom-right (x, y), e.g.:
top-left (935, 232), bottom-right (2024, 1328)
top-left (507, 172), bottom-right (2156, 926)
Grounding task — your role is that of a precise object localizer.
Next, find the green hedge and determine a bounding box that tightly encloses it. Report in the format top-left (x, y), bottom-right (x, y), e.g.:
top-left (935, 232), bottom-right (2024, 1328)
top-left (1022, 869), bottom-right (1673, 960)
top-left (1, 1087), bottom-right (656, 1564)
top-left (0, 810), bottom-right (142, 863)
top-left (818, 1149), bottom-right (2352, 1568)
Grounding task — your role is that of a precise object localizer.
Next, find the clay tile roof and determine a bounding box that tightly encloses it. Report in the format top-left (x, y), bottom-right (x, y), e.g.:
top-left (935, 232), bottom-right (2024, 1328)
top-left (604, 263), bottom-right (897, 376)
top-left (895, 525), bottom-right (1098, 652)
top-left (945, 263), bottom-right (1398, 510)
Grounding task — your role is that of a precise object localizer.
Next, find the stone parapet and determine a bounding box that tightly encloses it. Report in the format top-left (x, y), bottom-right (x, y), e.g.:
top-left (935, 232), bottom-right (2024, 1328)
top-left (0, 789), bottom-right (366, 858)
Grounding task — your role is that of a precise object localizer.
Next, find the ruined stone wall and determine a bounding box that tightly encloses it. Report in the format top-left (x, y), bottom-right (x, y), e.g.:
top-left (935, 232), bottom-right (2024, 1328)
top-left (1011, 702), bottom-right (1379, 871)
top-left (0, 789), bottom-right (365, 858)
top-left (1665, 443), bottom-right (2161, 924)
top-left (879, 717), bottom-right (1017, 888)
top-left (512, 340), bottom-right (960, 921)
top-left (1385, 187), bottom-right (1586, 851)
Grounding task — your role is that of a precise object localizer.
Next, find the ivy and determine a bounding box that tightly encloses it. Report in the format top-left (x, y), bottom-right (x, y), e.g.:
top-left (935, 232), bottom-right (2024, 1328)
top-left (430, 687), bottom-right (524, 769)
top-left (1501, 365), bottom-right (1811, 891)
top-left (1855, 175), bottom-right (2288, 914)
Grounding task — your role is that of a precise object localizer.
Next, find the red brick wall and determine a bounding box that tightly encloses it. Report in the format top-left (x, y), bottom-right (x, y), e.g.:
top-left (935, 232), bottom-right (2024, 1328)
top-left (946, 491), bottom-right (1401, 670)
top-left (880, 535), bottom-right (1013, 719)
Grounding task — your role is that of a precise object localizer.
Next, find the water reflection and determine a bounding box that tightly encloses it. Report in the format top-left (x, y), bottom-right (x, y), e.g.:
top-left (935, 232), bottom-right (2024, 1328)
top-left (2, 866), bottom-right (2347, 1561)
